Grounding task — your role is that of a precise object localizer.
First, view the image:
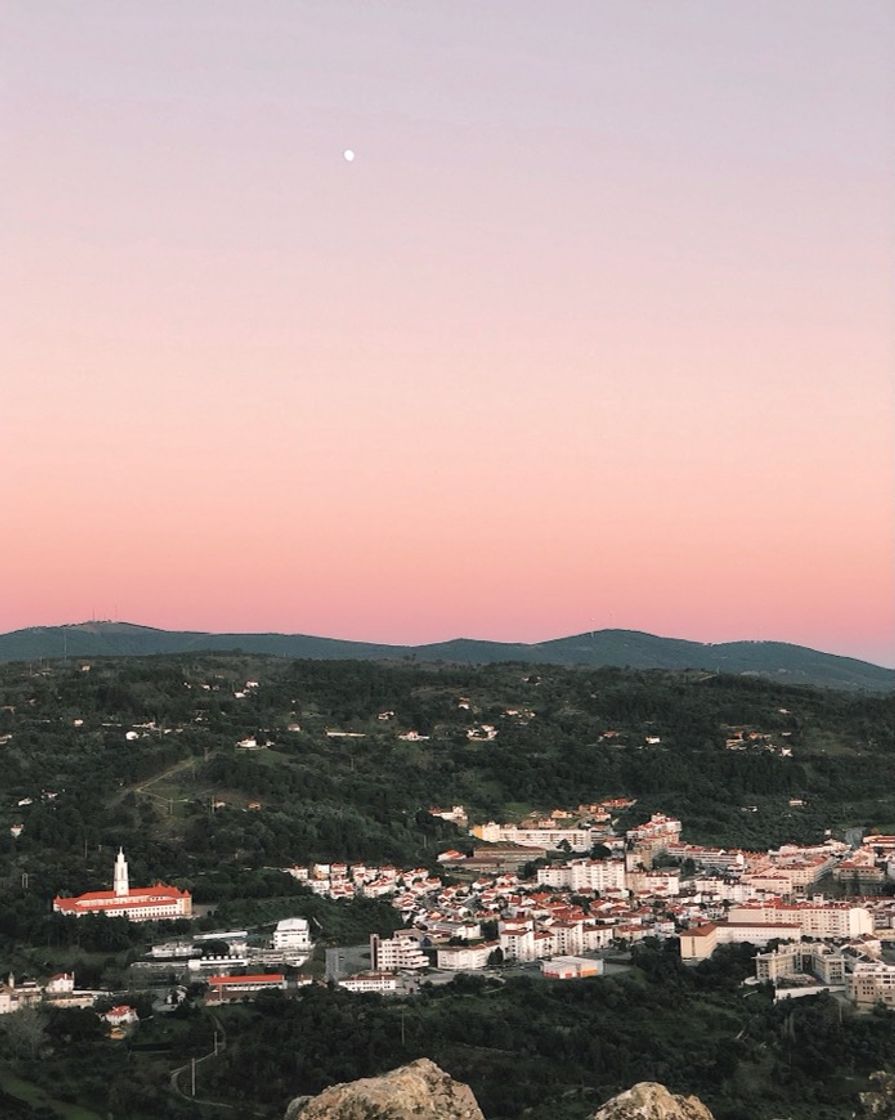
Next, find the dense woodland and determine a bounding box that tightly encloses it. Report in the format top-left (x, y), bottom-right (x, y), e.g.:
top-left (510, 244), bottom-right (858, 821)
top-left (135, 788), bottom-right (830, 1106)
top-left (0, 654), bottom-right (893, 1118)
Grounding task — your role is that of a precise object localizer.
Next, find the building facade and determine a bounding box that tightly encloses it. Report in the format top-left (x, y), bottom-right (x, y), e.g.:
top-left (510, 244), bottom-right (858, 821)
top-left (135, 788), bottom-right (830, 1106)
top-left (53, 849), bottom-right (192, 922)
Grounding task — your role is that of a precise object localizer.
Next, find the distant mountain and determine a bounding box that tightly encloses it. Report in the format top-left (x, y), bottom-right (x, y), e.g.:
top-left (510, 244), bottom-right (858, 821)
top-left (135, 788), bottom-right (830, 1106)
top-left (0, 621), bottom-right (891, 692)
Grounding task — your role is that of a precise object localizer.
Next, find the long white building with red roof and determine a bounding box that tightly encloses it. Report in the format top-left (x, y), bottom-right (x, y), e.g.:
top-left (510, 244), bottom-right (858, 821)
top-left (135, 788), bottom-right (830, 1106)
top-left (53, 849), bottom-right (192, 922)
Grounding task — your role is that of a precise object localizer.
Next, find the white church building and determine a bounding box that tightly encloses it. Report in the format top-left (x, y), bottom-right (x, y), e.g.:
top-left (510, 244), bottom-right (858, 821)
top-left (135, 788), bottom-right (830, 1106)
top-left (53, 848), bottom-right (192, 922)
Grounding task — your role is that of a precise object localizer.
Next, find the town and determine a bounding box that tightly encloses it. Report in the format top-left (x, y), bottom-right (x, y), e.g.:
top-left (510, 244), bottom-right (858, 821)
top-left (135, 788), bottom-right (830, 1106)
top-left (6, 799), bottom-right (895, 1038)
top-left (1, 650), bottom-right (893, 1120)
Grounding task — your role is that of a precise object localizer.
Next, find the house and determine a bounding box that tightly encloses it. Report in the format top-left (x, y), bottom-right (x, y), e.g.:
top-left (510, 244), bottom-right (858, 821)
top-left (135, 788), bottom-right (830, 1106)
top-left (0, 976), bottom-right (42, 1015)
top-left (45, 973), bottom-right (75, 995)
top-left (103, 1004), bottom-right (139, 1027)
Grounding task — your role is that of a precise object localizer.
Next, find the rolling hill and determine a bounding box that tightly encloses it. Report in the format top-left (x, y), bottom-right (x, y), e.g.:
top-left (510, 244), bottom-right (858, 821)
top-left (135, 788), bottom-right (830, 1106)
top-left (0, 621), bottom-right (891, 691)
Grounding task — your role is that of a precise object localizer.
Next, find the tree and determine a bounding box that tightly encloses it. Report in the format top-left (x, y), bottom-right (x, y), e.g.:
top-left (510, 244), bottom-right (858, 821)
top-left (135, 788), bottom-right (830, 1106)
top-left (1, 1004), bottom-right (47, 1058)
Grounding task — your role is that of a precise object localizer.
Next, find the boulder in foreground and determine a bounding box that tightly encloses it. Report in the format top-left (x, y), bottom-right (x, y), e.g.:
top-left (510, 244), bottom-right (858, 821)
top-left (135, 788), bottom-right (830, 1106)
top-left (591, 1081), bottom-right (715, 1120)
top-left (284, 1058), bottom-right (485, 1120)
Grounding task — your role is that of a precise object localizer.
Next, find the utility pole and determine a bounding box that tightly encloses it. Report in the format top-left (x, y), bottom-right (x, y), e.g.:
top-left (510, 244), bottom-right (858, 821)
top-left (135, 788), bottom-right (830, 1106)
top-left (191, 1057), bottom-right (197, 1097)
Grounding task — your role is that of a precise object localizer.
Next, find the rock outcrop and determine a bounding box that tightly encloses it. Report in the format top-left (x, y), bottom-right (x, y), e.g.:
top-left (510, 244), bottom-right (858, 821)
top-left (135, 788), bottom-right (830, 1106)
top-left (284, 1058), bottom-right (485, 1120)
top-left (283, 1063), bottom-right (717, 1120)
top-left (591, 1081), bottom-right (715, 1120)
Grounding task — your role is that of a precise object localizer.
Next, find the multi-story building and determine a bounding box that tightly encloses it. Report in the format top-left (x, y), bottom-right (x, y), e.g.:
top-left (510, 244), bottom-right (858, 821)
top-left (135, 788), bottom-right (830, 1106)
top-left (626, 814), bottom-right (682, 846)
top-left (499, 920), bottom-right (537, 961)
top-left (436, 942), bottom-right (499, 970)
top-left (728, 901), bottom-right (873, 940)
top-left (548, 921), bottom-right (585, 956)
top-left (53, 849), bottom-right (192, 922)
top-left (625, 816), bottom-right (683, 870)
top-left (691, 876), bottom-right (749, 904)
top-left (272, 918), bottom-right (312, 953)
top-left (747, 855), bottom-right (835, 896)
top-left (754, 942), bottom-right (847, 986)
top-left (679, 921), bottom-right (803, 961)
top-left (537, 859), bottom-right (627, 893)
top-left (627, 869), bottom-right (680, 896)
top-left (848, 962), bottom-right (895, 1008)
top-left (426, 919), bottom-right (482, 941)
top-left (834, 848), bottom-right (886, 885)
top-left (472, 822), bottom-right (594, 852)
top-left (664, 843), bottom-right (744, 871)
top-left (581, 923), bottom-right (615, 951)
top-left (370, 933), bottom-right (429, 971)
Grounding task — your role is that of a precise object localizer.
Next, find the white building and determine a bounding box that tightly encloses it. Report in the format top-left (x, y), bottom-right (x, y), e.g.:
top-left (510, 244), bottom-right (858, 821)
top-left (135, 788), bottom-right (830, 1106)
top-left (474, 822), bottom-right (593, 852)
top-left (627, 869), bottom-right (680, 896)
top-left (499, 920), bottom-right (537, 961)
top-left (370, 933), bottom-right (429, 971)
top-left (537, 859), bottom-right (627, 893)
top-left (582, 924), bottom-right (615, 951)
top-left (339, 972), bottom-right (400, 994)
top-left (426, 919), bottom-right (482, 942)
top-left (848, 962), bottom-right (895, 1008)
top-left (272, 917), bottom-right (312, 952)
top-left (541, 957), bottom-right (604, 980)
top-left (727, 901), bottom-right (873, 940)
top-left (429, 806), bottom-right (467, 825)
top-left (104, 1004), bottom-right (139, 1027)
top-left (53, 849), bottom-right (192, 922)
top-left (548, 922), bottom-right (585, 956)
top-left (436, 942), bottom-right (499, 971)
top-left (679, 921), bottom-right (804, 961)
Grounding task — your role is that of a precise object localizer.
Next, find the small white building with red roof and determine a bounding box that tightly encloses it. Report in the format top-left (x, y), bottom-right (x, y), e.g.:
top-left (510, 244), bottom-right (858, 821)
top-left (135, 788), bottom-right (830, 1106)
top-left (103, 1004), bottom-right (139, 1027)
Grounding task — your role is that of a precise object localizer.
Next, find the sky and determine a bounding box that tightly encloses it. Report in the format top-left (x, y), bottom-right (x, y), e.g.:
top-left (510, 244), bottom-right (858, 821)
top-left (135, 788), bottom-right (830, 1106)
top-left (2, 1), bottom-right (893, 665)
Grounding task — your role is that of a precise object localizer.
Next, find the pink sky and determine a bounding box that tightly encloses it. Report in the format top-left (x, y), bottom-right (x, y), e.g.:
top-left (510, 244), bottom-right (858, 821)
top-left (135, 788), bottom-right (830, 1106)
top-left (2, 2), bottom-right (893, 665)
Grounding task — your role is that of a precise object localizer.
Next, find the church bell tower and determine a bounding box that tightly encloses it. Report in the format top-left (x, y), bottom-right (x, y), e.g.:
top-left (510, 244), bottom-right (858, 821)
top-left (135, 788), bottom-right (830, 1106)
top-left (113, 848), bottom-right (129, 897)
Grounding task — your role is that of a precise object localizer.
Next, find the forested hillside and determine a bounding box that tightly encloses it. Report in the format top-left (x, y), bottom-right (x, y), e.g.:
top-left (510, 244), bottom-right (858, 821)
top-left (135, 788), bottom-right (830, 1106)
top-left (1, 653), bottom-right (893, 932)
top-left (0, 654), bottom-right (894, 1120)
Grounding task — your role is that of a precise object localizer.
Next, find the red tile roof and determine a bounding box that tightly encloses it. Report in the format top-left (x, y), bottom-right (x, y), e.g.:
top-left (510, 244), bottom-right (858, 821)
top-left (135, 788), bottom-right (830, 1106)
top-left (208, 974), bottom-right (285, 986)
top-left (53, 885), bottom-right (190, 912)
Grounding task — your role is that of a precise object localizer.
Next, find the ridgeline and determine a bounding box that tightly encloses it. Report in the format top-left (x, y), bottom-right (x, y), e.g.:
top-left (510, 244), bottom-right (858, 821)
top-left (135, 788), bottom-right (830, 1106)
top-left (0, 620), bottom-right (891, 692)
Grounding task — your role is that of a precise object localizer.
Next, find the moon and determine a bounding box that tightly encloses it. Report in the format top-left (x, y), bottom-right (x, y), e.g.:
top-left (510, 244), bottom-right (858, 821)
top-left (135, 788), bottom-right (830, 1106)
top-left (343, 149), bottom-right (355, 162)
